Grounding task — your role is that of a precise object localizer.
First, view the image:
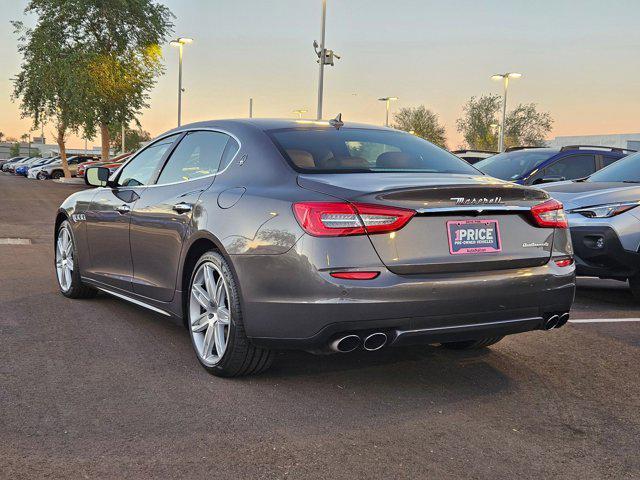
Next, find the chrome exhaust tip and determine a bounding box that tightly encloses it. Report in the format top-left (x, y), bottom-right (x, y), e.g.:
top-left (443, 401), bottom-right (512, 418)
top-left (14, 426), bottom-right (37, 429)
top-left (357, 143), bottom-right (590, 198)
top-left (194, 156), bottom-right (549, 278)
top-left (329, 334), bottom-right (360, 353)
top-left (544, 314), bottom-right (559, 330)
top-left (556, 312), bottom-right (570, 328)
top-left (363, 332), bottom-right (387, 351)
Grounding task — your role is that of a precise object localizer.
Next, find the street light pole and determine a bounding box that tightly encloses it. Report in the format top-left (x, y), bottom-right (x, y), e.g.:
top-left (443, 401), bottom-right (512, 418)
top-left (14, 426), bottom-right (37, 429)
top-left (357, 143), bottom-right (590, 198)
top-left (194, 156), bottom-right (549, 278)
top-left (249, 98), bottom-right (253, 118)
top-left (178, 43), bottom-right (183, 126)
top-left (378, 97), bottom-right (398, 127)
top-left (121, 123), bottom-right (125, 154)
top-left (171, 37), bottom-right (193, 127)
top-left (316, 0), bottom-right (327, 120)
top-left (293, 109), bottom-right (308, 118)
top-left (491, 72), bottom-right (521, 152)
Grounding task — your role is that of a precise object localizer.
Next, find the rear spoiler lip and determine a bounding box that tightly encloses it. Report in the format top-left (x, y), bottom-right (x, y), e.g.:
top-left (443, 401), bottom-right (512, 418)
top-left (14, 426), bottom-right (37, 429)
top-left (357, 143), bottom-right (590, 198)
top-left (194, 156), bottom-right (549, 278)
top-left (416, 205), bottom-right (531, 214)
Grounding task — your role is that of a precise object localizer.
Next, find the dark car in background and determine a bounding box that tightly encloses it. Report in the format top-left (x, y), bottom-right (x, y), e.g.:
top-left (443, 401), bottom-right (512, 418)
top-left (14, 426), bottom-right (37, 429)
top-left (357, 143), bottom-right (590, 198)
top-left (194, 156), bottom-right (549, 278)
top-left (452, 149), bottom-right (497, 164)
top-left (55, 119), bottom-right (575, 377)
top-left (475, 145), bottom-right (633, 185)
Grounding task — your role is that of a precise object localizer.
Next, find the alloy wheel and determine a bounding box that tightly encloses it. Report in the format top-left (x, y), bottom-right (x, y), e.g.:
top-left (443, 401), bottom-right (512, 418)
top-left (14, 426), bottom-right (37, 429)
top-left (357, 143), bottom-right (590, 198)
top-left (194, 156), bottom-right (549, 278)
top-left (189, 261), bottom-right (231, 366)
top-left (55, 228), bottom-right (74, 292)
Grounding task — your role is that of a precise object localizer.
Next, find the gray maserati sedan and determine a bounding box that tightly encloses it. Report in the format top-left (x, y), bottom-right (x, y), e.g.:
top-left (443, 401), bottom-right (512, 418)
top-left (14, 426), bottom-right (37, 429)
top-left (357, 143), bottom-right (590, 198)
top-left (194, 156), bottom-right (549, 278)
top-left (54, 118), bottom-right (575, 376)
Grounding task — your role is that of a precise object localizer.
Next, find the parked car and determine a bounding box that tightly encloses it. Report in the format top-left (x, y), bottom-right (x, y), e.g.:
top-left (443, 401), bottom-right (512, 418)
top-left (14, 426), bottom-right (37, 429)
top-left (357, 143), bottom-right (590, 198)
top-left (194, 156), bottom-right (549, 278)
top-left (77, 152), bottom-right (131, 177)
top-left (56, 119), bottom-right (575, 376)
top-left (0, 156), bottom-right (25, 169)
top-left (29, 155), bottom-right (98, 179)
top-left (543, 151), bottom-right (640, 300)
top-left (475, 145), bottom-right (633, 185)
top-left (452, 149), bottom-right (497, 164)
top-left (15, 157), bottom-right (53, 176)
top-left (4, 157), bottom-right (33, 173)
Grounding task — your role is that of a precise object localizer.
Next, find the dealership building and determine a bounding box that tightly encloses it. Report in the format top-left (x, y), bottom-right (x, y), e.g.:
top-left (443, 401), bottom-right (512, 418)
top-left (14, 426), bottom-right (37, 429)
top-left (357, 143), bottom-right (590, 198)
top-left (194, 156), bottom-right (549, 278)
top-left (548, 133), bottom-right (640, 151)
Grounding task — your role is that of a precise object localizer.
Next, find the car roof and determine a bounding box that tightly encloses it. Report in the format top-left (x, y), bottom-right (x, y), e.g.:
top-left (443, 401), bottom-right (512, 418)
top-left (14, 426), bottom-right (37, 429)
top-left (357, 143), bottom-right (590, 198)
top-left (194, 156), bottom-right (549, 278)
top-left (168, 118), bottom-right (395, 133)
top-left (504, 147), bottom-right (559, 154)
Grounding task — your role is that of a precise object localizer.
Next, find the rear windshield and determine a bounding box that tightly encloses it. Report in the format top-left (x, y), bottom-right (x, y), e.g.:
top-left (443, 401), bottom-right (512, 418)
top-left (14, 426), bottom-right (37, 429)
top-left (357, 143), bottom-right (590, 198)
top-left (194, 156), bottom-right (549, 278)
top-left (268, 128), bottom-right (478, 174)
top-left (588, 152), bottom-right (640, 182)
top-left (475, 150), bottom-right (558, 180)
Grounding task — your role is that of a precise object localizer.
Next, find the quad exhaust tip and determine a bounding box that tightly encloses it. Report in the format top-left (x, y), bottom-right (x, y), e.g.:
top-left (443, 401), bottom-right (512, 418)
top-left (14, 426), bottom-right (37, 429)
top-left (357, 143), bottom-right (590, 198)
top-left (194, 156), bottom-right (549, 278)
top-left (544, 314), bottom-right (559, 330)
top-left (556, 312), bottom-right (570, 328)
top-left (330, 334), bottom-right (361, 353)
top-left (363, 332), bottom-right (388, 351)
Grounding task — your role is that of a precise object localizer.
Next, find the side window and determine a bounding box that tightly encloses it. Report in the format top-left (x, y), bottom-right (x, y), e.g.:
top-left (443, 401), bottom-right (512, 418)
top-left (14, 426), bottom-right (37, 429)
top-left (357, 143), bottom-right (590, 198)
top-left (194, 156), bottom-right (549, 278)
top-left (545, 154), bottom-right (596, 180)
top-left (156, 131), bottom-right (230, 185)
top-left (118, 134), bottom-right (179, 187)
top-left (602, 155), bottom-right (621, 168)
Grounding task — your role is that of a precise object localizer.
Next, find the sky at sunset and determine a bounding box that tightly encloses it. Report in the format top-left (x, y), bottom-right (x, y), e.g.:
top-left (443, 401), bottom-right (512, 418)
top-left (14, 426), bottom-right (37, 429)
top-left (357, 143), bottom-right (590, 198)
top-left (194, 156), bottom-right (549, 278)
top-left (0, 0), bottom-right (638, 149)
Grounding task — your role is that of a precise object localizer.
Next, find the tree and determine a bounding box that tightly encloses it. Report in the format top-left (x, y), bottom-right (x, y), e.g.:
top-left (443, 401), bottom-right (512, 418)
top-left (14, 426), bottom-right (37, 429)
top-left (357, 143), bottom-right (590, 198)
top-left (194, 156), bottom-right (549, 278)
top-left (504, 103), bottom-right (553, 147)
top-left (392, 106), bottom-right (447, 148)
top-left (9, 143), bottom-right (20, 157)
top-left (23, 1), bottom-right (174, 160)
top-left (12, 13), bottom-right (86, 178)
top-left (109, 127), bottom-right (152, 154)
top-left (455, 95), bottom-right (502, 151)
top-left (0, 132), bottom-right (4, 142)
top-left (456, 94), bottom-right (553, 150)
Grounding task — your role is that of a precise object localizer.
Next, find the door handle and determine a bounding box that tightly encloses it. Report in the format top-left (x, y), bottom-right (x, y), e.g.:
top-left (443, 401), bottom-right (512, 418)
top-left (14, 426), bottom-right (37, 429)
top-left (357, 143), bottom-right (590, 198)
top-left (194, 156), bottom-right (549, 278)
top-left (172, 203), bottom-right (193, 214)
top-left (115, 204), bottom-right (131, 214)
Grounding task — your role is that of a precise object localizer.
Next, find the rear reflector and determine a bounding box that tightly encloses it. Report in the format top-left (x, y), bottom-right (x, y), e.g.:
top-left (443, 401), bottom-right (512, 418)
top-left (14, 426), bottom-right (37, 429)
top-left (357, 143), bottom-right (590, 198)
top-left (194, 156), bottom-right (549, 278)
top-left (531, 199), bottom-right (568, 228)
top-left (330, 271), bottom-right (380, 280)
top-left (293, 202), bottom-right (415, 237)
top-left (554, 258), bottom-right (574, 267)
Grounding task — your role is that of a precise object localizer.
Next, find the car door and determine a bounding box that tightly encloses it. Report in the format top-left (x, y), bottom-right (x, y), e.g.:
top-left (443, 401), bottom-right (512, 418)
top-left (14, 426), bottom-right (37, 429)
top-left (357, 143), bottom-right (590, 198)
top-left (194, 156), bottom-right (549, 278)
top-left (84, 134), bottom-right (180, 291)
top-left (129, 130), bottom-right (234, 301)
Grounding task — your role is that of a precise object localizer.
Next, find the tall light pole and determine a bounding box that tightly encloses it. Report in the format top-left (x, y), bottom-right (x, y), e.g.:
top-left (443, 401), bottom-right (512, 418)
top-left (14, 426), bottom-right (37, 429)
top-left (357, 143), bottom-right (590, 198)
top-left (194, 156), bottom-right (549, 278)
top-left (293, 109), bottom-right (308, 118)
top-left (249, 98), bottom-right (253, 118)
top-left (314, 0), bottom-right (340, 120)
top-left (170, 37), bottom-right (193, 127)
top-left (378, 97), bottom-right (398, 127)
top-left (491, 72), bottom-right (521, 152)
top-left (316, 0), bottom-right (327, 120)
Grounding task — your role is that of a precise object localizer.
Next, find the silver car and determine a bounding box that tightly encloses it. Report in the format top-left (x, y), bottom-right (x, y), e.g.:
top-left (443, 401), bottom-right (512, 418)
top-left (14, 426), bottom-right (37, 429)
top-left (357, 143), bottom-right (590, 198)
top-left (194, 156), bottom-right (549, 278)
top-left (543, 152), bottom-right (640, 300)
top-left (55, 119), bottom-right (575, 376)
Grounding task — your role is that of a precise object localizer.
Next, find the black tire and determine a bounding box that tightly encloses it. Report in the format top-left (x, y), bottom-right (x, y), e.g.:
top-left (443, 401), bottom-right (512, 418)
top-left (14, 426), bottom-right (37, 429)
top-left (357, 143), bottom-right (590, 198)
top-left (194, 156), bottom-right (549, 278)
top-left (51, 170), bottom-right (63, 180)
top-left (37, 171), bottom-right (47, 180)
top-left (629, 275), bottom-right (640, 302)
top-left (442, 336), bottom-right (505, 350)
top-left (55, 220), bottom-right (97, 299)
top-left (187, 251), bottom-right (273, 377)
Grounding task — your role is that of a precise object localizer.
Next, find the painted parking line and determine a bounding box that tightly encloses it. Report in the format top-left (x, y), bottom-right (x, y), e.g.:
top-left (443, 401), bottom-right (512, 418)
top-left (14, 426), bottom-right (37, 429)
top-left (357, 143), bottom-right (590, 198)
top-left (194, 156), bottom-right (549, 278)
top-left (569, 318), bottom-right (640, 323)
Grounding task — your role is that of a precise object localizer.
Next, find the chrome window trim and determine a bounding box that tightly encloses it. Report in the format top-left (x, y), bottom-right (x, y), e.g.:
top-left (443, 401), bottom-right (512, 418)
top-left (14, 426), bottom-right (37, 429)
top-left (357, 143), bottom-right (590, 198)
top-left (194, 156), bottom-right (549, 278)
top-left (111, 127), bottom-right (242, 188)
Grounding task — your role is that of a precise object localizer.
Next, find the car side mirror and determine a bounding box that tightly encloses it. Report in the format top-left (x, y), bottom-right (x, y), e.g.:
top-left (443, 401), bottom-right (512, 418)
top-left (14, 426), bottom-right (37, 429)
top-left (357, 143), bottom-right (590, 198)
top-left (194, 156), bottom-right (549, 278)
top-left (534, 176), bottom-right (566, 184)
top-left (85, 166), bottom-right (111, 187)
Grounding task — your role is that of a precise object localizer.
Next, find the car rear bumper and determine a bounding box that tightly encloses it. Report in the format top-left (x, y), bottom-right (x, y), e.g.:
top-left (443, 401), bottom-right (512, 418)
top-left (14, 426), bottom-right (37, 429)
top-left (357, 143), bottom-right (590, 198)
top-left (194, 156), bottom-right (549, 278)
top-left (232, 247), bottom-right (575, 349)
top-left (571, 226), bottom-right (640, 280)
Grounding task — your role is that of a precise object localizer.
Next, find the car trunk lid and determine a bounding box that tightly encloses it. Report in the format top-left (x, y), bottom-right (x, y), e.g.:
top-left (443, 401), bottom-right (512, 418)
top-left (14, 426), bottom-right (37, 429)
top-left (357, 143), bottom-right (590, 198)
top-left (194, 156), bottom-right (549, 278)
top-left (298, 173), bottom-right (555, 274)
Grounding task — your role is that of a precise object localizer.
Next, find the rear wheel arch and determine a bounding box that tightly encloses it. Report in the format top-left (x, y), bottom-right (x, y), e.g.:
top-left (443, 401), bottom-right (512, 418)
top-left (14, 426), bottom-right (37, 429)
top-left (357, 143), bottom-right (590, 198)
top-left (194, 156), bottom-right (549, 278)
top-left (180, 233), bottom-right (236, 325)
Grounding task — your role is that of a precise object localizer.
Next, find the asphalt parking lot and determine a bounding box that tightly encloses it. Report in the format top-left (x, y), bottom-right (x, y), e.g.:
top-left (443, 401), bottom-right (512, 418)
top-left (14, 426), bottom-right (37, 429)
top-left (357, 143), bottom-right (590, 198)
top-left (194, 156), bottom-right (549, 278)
top-left (1, 173), bottom-right (638, 479)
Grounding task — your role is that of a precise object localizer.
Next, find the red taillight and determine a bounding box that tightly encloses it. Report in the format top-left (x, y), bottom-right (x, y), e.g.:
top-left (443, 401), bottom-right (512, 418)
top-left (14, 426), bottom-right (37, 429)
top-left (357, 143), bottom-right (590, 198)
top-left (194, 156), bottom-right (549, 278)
top-left (292, 202), bottom-right (415, 237)
top-left (330, 271), bottom-right (380, 280)
top-left (554, 258), bottom-right (574, 267)
top-left (531, 199), bottom-right (568, 228)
